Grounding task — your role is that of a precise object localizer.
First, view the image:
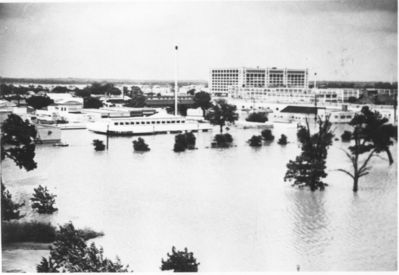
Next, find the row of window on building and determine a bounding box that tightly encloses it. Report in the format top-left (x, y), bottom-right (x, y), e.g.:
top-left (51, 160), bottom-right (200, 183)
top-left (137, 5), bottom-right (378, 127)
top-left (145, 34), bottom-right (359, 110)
top-left (114, 120), bottom-right (186, 126)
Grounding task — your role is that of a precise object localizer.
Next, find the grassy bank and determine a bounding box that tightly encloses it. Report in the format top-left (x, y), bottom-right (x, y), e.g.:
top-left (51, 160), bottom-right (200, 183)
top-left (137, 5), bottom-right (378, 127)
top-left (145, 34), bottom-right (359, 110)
top-left (2, 221), bottom-right (104, 244)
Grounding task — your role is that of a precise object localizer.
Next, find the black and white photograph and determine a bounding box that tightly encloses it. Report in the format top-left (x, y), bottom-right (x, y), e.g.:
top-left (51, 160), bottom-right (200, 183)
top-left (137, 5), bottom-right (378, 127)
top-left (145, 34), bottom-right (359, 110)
top-left (0, 0), bottom-right (397, 272)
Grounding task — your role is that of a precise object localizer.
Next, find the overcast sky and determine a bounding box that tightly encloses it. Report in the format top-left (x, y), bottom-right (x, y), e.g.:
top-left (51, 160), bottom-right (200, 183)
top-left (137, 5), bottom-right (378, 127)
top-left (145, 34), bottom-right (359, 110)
top-left (0, 0), bottom-right (397, 81)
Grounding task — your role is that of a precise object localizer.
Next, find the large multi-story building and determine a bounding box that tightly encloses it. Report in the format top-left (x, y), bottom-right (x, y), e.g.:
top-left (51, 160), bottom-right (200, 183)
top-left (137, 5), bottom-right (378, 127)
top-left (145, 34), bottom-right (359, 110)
top-left (209, 67), bottom-right (309, 95)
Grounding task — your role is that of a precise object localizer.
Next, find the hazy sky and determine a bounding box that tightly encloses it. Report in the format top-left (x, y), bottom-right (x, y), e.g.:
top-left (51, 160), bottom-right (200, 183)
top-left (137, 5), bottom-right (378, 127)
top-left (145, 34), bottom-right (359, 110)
top-left (0, 0), bottom-right (397, 81)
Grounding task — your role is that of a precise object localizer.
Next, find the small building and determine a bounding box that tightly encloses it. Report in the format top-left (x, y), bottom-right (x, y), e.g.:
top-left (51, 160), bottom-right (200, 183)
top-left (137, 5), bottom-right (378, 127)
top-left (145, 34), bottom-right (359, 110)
top-left (35, 124), bottom-right (62, 144)
top-left (272, 105), bottom-right (326, 123)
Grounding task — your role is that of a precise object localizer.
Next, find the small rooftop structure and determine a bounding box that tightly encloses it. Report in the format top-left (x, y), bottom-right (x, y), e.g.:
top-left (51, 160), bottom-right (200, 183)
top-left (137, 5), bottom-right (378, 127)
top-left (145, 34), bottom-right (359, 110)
top-left (280, 106), bottom-right (326, 114)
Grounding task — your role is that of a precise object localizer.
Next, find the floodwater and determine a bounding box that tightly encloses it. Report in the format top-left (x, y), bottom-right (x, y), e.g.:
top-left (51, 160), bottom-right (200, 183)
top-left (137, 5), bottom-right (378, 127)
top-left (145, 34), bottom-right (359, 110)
top-left (2, 123), bottom-right (397, 272)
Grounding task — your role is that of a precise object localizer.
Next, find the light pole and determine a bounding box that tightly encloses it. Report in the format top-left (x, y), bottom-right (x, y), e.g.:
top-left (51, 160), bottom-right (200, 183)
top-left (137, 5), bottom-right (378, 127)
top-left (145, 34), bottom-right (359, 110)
top-left (174, 45), bottom-right (178, 116)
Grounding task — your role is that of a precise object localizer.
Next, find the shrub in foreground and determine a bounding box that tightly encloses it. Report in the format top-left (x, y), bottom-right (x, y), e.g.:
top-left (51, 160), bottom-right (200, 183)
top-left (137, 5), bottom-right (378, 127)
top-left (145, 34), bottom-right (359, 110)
top-left (37, 223), bottom-right (128, 272)
top-left (133, 137), bottom-right (150, 152)
top-left (248, 135), bottom-right (263, 147)
top-left (30, 185), bottom-right (58, 214)
top-left (161, 246), bottom-right (199, 272)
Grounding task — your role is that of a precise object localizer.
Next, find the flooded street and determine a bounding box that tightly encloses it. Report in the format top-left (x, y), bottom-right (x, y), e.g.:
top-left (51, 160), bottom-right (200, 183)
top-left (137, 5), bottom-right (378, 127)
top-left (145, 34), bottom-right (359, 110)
top-left (2, 124), bottom-right (397, 272)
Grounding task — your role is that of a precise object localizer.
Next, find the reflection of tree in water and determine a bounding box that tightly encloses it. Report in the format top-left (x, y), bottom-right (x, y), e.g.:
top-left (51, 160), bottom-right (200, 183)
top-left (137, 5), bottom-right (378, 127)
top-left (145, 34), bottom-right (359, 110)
top-left (288, 190), bottom-right (332, 269)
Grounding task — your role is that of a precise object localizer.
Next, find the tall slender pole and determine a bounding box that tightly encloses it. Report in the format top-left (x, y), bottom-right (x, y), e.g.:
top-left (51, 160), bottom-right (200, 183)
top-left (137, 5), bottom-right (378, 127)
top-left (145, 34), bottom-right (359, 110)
top-left (174, 45), bottom-right (178, 116)
top-left (314, 72), bottom-right (317, 123)
top-left (106, 124), bottom-right (109, 150)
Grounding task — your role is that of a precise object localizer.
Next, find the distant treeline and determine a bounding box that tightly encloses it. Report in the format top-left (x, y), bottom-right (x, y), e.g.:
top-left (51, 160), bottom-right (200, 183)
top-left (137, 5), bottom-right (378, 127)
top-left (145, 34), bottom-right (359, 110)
top-left (0, 77), bottom-right (207, 86)
top-left (310, 81), bottom-right (397, 89)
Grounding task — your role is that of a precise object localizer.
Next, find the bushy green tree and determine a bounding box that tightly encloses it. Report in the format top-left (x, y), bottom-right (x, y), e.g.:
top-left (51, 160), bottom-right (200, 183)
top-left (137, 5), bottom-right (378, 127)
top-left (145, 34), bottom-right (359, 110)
top-left (212, 133), bottom-right (233, 148)
top-left (30, 185), bottom-right (58, 214)
top-left (206, 99), bottom-right (237, 133)
top-left (337, 106), bottom-right (397, 192)
top-left (161, 246), bottom-right (199, 272)
top-left (37, 223), bottom-right (129, 272)
top-left (284, 119), bottom-right (334, 191)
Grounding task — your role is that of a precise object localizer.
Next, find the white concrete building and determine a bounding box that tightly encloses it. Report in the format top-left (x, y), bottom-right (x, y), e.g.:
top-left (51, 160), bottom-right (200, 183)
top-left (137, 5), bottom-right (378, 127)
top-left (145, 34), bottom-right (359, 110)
top-left (209, 67), bottom-right (309, 96)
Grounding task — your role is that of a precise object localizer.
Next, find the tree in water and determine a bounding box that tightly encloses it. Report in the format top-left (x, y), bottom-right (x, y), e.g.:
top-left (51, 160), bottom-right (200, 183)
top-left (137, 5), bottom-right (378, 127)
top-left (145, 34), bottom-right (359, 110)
top-left (337, 106), bottom-right (397, 192)
top-left (1, 114), bottom-right (37, 171)
top-left (261, 129), bottom-right (274, 142)
top-left (277, 134), bottom-right (288, 145)
top-left (284, 118), bottom-right (334, 191)
top-left (248, 135), bottom-right (263, 147)
top-left (161, 246), bottom-right (199, 272)
top-left (133, 137), bottom-right (150, 152)
top-left (173, 132), bottom-right (196, 152)
top-left (206, 99), bottom-right (237, 133)
top-left (30, 185), bottom-right (58, 214)
top-left (26, 95), bottom-right (54, 110)
top-left (193, 91), bottom-right (212, 117)
top-left (92, 139), bottom-right (105, 151)
top-left (1, 182), bottom-right (25, 221)
top-left (37, 223), bottom-right (129, 272)
top-left (1, 114), bottom-right (37, 221)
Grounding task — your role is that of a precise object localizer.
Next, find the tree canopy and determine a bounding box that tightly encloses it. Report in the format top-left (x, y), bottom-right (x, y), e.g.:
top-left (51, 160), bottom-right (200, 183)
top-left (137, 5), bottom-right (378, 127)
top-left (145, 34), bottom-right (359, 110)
top-left (161, 246), bottom-right (199, 272)
top-left (37, 223), bottom-right (129, 272)
top-left (1, 114), bottom-right (37, 171)
top-left (83, 97), bottom-right (103, 109)
top-left (26, 95), bottom-right (54, 110)
top-left (338, 106), bottom-right (397, 192)
top-left (206, 99), bottom-right (237, 133)
top-left (193, 91), bottom-right (212, 116)
top-left (284, 118), bottom-right (334, 191)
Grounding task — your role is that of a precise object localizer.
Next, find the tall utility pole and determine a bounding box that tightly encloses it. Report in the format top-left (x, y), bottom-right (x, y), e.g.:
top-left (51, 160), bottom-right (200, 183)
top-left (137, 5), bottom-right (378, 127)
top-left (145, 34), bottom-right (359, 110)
top-left (313, 72), bottom-right (317, 123)
top-left (174, 45), bottom-right (178, 116)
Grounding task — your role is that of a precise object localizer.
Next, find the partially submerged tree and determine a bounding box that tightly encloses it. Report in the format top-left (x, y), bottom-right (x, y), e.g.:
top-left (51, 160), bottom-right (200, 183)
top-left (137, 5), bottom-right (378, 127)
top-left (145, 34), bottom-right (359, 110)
top-left (173, 132), bottom-right (196, 152)
top-left (133, 137), bottom-right (150, 152)
top-left (212, 133), bottom-right (233, 148)
top-left (30, 185), bottom-right (58, 214)
top-left (37, 223), bottom-right (129, 272)
top-left (161, 246), bottom-right (199, 272)
top-left (261, 129), bottom-right (275, 142)
top-left (284, 118), bottom-right (334, 191)
top-left (277, 134), bottom-right (288, 145)
top-left (206, 99), bottom-right (237, 133)
top-left (92, 140), bottom-right (105, 151)
top-left (248, 135), bottom-right (263, 147)
top-left (1, 114), bottom-right (37, 221)
top-left (337, 106), bottom-right (397, 192)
